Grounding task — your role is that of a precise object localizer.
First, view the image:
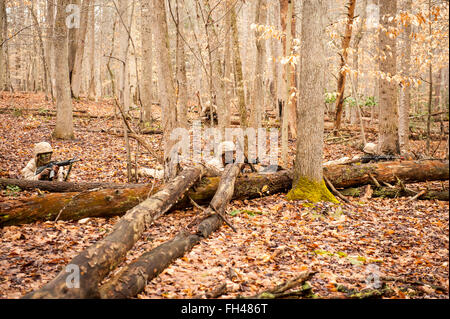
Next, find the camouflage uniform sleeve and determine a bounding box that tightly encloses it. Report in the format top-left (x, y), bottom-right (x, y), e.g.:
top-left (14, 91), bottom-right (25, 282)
top-left (22, 159), bottom-right (40, 180)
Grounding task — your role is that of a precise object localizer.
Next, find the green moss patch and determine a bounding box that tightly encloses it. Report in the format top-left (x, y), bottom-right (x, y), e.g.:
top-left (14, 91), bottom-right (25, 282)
top-left (286, 177), bottom-right (339, 203)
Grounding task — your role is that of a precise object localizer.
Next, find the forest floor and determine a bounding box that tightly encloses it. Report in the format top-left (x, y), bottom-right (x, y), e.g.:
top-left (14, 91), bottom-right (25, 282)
top-left (0, 92), bottom-right (448, 299)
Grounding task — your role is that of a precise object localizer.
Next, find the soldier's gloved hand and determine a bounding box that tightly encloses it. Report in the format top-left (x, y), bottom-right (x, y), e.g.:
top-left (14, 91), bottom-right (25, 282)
top-left (53, 165), bottom-right (59, 175)
top-left (38, 168), bottom-right (51, 180)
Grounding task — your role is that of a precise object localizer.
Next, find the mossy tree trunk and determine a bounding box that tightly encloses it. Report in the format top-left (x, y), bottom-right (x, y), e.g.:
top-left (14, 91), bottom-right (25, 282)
top-left (287, 0), bottom-right (337, 203)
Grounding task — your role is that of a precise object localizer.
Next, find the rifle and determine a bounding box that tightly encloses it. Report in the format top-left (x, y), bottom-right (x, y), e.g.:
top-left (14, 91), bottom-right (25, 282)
top-left (36, 158), bottom-right (81, 180)
top-left (359, 155), bottom-right (405, 163)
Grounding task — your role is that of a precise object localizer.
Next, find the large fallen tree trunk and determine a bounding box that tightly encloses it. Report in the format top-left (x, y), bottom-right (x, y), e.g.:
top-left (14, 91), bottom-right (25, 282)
top-left (0, 185), bottom-right (156, 226)
top-left (98, 162), bottom-right (243, 299)
top-left (22, 166), bottom-right (204, 299)
top-left (2, 160), bottom-right (448, 227)
top-left (341, 186), bottom-right (449, 201)
top-left (322, 159), bottom-right (449, 189)
top-left (0, 178), bottom-right (145, 193)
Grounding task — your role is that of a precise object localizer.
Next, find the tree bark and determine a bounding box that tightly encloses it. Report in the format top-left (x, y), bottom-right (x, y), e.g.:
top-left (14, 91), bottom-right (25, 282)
top-left (98, 163), bottom-right (243, 298)
top-left (398, 0), bottom-right (412, 151)
top-left (22, 166), bottom-right (204, 299)
top-left (0, 0), bottom-right (6, 90)
top-left (87, 0), bottom-right (96, 100)
top-left (287, 0), bottom-right (337, 203)
top-left (251, 0), bottom-right (267, 130)
top-left (53, 0), bottom-right (74, 139)
top-left (140, 0), bottom-right (153, 124)
top-left (231, 5), bottom-right (247, 130)
top-left (71, 0), bottom-right (90, 98)
top-left (175, 0), bottom-right (188, 128)
top-left (153, 0), bottom-right (178, 181)
top-left (378, 0), bottom-right (400, 155)
top-left (3, 160), bottom-right (448, 228)
top-left (333, 0), bottom-right (356, 133)
top-left (28, 3), bottom-right (51, 100)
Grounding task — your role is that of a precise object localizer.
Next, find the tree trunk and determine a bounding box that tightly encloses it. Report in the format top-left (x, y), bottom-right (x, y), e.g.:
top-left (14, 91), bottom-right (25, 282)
top-left (333, 0), bottom-right (356, 133)
top-left (28, 3), bottom-right (50, 100)
top-left (153, 0), bottom-right (178, 181)
top-left (68, 0), bottom-right (81, 94)
top-left (398, 0), bottom-right (412, 151)
top-left (98, 163), bottom-right (243, 299)
top-left (71, 0), bottom-right (90, 98)
top-left (378, 0), bottom-right (400, 155)
top-left (140, 0), bottom-right (153, 125)
top-left (175, 0), bottom-right (188, 128)
top-left (251, 0), bottom-right (267, 130)
top-left (0, 0), bottom-right (7, 90)
top-left (279, 0), bottom-right (297, 140)
top-left (22, 166), bottom-right (204, 299)
top-left (87, 0), bottom-right (96, 100)
top-left (281, 0), bottom-right (293, 166)
top-left (3, 160), bottom-right (447, 227)
top-left (53, 0), bottom-right (74, 139)
top-left (231, 6), bottom-right (247, 130)
top-left (219, 0), bottom-right (232, 134)
top-left (287, 0), bottom-right (337, 203)
top-left (46, 0), bottom-right (55, 97)
top-left (117, 0), bottom-right (131, 111)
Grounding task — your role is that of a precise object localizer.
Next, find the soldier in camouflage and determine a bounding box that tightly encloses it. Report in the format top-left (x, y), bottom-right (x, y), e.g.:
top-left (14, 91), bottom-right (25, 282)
top-left (22, 142), bottom-right (68, 181)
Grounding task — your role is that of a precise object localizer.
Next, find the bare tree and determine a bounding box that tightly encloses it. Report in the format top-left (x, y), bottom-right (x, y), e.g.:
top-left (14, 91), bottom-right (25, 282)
top-left (140, 0), bottom-right (153, 125)
top-left (0, 0), bottom-right (6, 90)
top-left (333, 0), bottom-right (357, 133)
top-left (378, 0), bottom-right (400, 155)
top-left (399, 0), bottom-right (412, 151)
top-left (53, 0), bottom-right (74, 139)
top-left (251, 0), bottom-right (267, 130)
top-left (71, 0), bottom-right (90, 98)
top-left (153, 0), bottom-right (178, 180)
top-left (287, 0), bottom-right (337, 203)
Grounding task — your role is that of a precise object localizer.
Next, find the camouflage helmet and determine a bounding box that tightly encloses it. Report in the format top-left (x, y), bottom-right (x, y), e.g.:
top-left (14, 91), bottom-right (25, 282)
top-left (363, 142), bottom-right (377, 155)
top-left (34, 142), bottom-right (53, 156)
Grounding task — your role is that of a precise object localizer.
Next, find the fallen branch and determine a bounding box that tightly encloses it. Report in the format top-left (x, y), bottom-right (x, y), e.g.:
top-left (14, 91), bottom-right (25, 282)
top-left (241, 271), bottom-right (317, 299)
top-left (98, 163), bottom-right (243, 299)
top-left (323, 176), bottom-right (353, 205)
top-left (335, 283), bottom-right (394, 299)
top-left (22, 166), bottom-right (204, 299)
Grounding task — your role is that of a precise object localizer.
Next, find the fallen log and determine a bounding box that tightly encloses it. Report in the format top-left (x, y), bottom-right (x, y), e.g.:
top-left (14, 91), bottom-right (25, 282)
top-left (0, 178), bottom-right (144, 193)
top-left (0, 169), bottom-right (291, 227)
top-left (98, 162), bottom-right (243, 299)
top-left (341, 186), bottom-right (449, 201)
top-left (2, 160), bottom-right (448, 227)
top-left (22, 165), bottom-right (204, 299)
top-left (322, 159), bottom-right (449, 189)
top-left (0, 185), bottom-right (157, 227)
top-left (242, 271), bottom-right (317, 299)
